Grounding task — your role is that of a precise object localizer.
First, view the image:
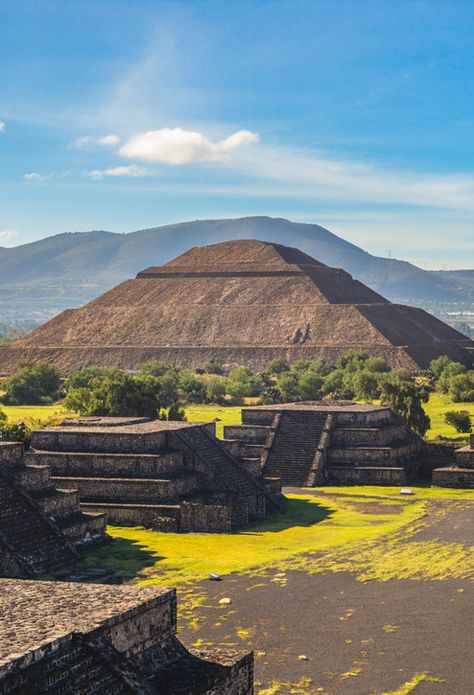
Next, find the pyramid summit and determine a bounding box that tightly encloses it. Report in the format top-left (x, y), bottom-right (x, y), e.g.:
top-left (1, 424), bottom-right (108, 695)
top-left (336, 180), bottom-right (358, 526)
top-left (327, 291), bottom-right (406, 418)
top-left (0, 239), bottom-right (472, 374)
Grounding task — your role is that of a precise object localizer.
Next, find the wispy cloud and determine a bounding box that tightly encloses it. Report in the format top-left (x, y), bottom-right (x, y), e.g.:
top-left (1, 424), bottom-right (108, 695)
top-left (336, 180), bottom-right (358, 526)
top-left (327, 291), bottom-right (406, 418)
top-left (88, 164), bottom-right (152, 180)
top-left (0, 121), bottom-right (5, 132)
top-left (70, 133), bottom-right (120, 149)
top-left (24, 171), bottom-right (71, 181)
top-left (118, 127), bottom-right (259, 164)
top-left (0, 228), bottom-right (17, 242)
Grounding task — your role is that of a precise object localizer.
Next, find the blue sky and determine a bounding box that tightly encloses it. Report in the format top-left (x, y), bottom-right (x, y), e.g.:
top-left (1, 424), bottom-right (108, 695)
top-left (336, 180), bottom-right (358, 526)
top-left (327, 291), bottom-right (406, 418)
top-left (1, 0), bottom-right (474, 268)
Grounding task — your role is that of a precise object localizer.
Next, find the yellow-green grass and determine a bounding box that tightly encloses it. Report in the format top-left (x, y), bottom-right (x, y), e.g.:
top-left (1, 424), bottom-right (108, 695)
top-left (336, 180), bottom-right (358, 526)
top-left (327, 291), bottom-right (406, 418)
top-left (424, 392), bottom-right (474, 441)
top-left (79, 486), bottom-right (474, 588)
top-left (185, 404), bottom-right (242, 437)
top-left (1, 403), bottom-right (74, 426)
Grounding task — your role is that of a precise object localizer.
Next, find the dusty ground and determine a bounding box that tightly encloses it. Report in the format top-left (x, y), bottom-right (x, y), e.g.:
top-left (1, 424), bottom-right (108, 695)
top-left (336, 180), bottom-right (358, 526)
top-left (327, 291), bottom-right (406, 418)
top-left (176, 492), bottom-right (474, 695)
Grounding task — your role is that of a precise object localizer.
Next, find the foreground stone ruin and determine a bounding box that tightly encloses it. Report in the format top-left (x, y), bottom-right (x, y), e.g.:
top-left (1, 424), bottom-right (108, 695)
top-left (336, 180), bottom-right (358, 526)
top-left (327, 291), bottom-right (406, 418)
top-left (29, 417), bottom-right (281, 531)
top-left (0, 442), bottom-right (108, 579)
top-left (1, 239), bottom-right (472, 375)
top-left (432, 433), bottom-right (474, 488)
top-left (224, 402), bottom-right (443, 486)
top-left (0, 580), bottom-right (253, 694)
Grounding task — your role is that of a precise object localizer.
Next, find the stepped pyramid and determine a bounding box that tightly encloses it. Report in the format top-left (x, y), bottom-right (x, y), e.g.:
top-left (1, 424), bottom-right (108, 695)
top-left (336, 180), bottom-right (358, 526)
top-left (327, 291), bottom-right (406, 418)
top-left (0, 239), bottom-right (472, 373)
top-left (0, 442), bottom-right (108, 578)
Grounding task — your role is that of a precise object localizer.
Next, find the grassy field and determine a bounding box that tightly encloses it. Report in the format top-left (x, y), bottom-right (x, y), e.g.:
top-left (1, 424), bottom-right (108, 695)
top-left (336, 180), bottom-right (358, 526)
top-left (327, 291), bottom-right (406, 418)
top-left (78, 486), bottom-right (474, 588)
top-left (1, 403), bottom-right (74, 426)
top-left (424, 392), bottom-right (474, 441)
top-left (1, 393), bottom-right (473, 440)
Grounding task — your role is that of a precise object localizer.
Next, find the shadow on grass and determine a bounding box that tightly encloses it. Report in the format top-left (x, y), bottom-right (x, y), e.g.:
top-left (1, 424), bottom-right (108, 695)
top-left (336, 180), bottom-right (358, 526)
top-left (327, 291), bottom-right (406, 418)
top-left (244, 496), bottom-right (334, 535)
top-left (59, 537), bottom-right (163, 584)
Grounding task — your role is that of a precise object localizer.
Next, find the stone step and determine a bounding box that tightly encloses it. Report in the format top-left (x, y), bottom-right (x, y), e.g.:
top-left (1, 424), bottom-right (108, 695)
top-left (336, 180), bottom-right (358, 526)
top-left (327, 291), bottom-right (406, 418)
top-left (242, 409), bottom-right (276, 426)
top-left (13, 464), bottom-right (51, 491)
top-left (223, 425), bottom-right (271, 444)
top-left (56, 511), bottom-right (108, 543)
top-left (31, 487), bottom-right (81, 518)
top-left (31, 449), bottom-right (185, 479)
top-left (80, 502), bottom-right (181, 531)
top-left (31, 428), bottom-right (167, 454)
top-left (52, 474), bottom-right (200, 503)
top-left (326, 465), bottom-right (408, 485)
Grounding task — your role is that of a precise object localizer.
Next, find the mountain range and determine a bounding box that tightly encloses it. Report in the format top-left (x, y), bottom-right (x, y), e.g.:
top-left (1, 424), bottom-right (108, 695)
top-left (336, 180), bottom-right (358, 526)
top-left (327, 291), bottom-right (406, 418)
top-left (0, 217), bottom-right (472, 323)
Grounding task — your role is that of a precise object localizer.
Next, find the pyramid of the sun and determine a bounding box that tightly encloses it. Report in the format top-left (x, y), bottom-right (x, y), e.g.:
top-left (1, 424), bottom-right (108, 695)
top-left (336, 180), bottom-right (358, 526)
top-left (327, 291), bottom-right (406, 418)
top-left (0, 240), bottom-right (472, 374)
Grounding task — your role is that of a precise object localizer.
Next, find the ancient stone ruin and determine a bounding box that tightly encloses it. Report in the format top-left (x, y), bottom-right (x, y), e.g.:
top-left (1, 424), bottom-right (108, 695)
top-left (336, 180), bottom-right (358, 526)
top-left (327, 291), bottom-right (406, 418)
top-left (0, 579), bottom-right (253, 694)
top-left (0, 239), bottom-right (472, 375)
top-left (432, 433), bottom-right (474, 488)
top-left (28, 417), bottom-right (281, 532)
top-left (0, 441), bottom-right (108, 579)
top-left (223, 402), bottom-right (441, 486)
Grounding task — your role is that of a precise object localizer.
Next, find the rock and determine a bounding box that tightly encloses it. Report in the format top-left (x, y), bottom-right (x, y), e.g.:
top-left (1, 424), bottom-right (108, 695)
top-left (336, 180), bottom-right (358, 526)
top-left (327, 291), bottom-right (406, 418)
top-left (219, 597), bottom-right (232, 605)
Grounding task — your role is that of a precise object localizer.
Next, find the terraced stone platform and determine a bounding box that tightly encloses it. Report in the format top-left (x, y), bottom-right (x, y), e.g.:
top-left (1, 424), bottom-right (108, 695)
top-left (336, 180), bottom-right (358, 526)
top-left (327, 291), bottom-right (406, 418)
top-left (29, 418), bottom-right (280, 532)
top-left (224, 402), bottom-right (441, 486)
top-left (0, 442), bottom-right (108, 579)
top-left (0, 580), bottom-right (253, 694)
top-left (433, 432), bottom-right (474, 488)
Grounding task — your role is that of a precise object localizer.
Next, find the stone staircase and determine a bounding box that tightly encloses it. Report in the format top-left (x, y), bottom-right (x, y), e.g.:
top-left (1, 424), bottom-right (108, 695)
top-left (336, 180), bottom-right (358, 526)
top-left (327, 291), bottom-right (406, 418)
top-left (30, 445), bottom-right (198, 532)
top-left (0, 638), bottom-right (130, 695)
top-left (224, 404), bottom-right (430, 487)
top-left (0, 478), bottom-right (77, 576)
top-left (0, 442), bottom-right (108, 578)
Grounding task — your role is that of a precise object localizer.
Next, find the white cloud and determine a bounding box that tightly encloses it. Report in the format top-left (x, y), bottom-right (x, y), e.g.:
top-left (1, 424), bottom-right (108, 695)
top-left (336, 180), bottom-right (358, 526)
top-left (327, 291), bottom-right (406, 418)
top-left (24, 171), bottom-right (70, 182)
top-left (88, 164), bottom-right (151, 180)
top-left (118, 127), bottom-right (259, 164)
top-left (0, 122), bottom-right (5, 132)
top-left (0, 229), bottom-right (17, 242)
top-left (24, 172), bottom-right (46, 181)
top-left (97, 134), bottom-right (120, 146)
top-left (70, 133), bottom-right (120, 149)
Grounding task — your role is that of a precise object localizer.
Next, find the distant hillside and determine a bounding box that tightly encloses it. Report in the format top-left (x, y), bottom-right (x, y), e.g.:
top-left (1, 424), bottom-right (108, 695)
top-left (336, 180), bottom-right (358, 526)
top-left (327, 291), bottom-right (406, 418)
top-left (0, 217), bottom-right (472, 322)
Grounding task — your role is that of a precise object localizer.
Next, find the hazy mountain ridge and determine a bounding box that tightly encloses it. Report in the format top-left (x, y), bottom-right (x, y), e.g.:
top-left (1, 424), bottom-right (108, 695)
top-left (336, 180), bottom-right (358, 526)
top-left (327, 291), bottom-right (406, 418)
top-left (0, 217), bottom-right (472, 322)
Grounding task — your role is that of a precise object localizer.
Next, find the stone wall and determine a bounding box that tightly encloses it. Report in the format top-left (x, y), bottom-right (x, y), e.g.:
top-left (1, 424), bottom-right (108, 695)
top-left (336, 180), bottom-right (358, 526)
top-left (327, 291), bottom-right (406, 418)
top-left (328, 466), bottom-right (407, 484)
top-left (432, 468), bottom-right (474, 488)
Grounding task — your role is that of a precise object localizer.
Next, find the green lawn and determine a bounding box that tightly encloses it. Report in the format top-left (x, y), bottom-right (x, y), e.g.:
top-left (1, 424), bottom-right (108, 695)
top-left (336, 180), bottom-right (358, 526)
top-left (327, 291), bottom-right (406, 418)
top-left (185, 404), bottom-right (242, 437)
top-left (1, 394), bottom-right (472, 441)
top-left (78, 486), bottom-right (474, 588)
top-left (1, 403), bottom-right (74, 426)
top-left (424, 393), bottom-right (474, 441)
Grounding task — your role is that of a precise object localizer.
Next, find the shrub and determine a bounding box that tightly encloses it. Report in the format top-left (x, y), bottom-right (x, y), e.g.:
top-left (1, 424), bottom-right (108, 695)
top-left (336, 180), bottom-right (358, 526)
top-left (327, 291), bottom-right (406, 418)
top-left (203, 359), bottom-right (224, 375)
top-left (206, 377), bottom-right (227, 404)
top-left (266, 356), bottom-right (290, 375)
top-left (1, 363), bottom-right (61, 405)
top-left (179, 371), bottom-right (207, 404)
top-left (380, 379), bottom-right (430, 437)
top-left (167, 403), bottom-right (187, 421)
top-left (447, 372), bottom-right (474, 403)
top-left (0, 421), bottom-right (31, 446)
top-left (65, 372), bottom-right (164, 418)
top-left (352, 370), bottom-right (381, 401)
top-left (444, 410), bottom-right (472, 433)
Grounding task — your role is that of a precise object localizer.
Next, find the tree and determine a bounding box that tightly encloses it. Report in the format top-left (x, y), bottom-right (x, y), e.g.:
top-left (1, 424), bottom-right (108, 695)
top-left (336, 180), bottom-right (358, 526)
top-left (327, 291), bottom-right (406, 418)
top-left (352, 370), bottom-right (381, 401)
top-left (277, 372), bottom-right (300, 402)
top-left (1, 363), bottom-right (61, 405)
top-left (266, 356), bottom-right (290, 375)
top-left (167, 403), bottom-right (187, 421)
top-left (179, 371), bottom-right (207, 404)
top-left (430, 355), bottom-right (454, 379)
top-left (65, 372), bottom-right (163, 418)
top-left (298, 370), bottom-right (324, 401)
top-left (447, 372), bottom-right (474, 403)
top-left (140, 360), bottom-right (176, 377)
top-left (206, 377), bottom-right (227, 404)
top-left (380, 380), bottom-right (430, 437)
top-left (0, 421), bottom-right (31, 446)
top-left (435, 361), bottom-right (466, 394)
top-left (444, 410), bottom-right (472, 434)
top-left (227, 367), bottom-right (262, 401)
top-left (203, 359), bottom-right (224, 375)
top-left (336, 350), bottom-right (369, 371)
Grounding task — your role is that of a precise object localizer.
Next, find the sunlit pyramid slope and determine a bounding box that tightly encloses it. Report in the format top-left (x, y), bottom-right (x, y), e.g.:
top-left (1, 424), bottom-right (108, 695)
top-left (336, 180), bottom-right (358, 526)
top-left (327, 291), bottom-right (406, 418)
top-left (0, 239), bottom-right (472, 374)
